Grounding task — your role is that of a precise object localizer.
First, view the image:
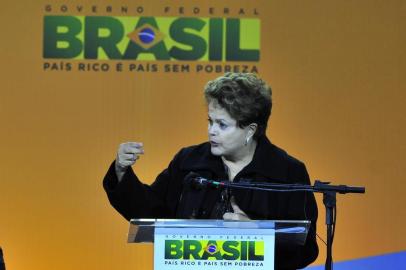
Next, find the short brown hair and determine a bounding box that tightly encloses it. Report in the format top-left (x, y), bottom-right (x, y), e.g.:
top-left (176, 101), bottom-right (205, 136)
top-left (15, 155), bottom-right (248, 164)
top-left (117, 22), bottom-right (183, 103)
top-left (204, 73), bottom-right (272, 139)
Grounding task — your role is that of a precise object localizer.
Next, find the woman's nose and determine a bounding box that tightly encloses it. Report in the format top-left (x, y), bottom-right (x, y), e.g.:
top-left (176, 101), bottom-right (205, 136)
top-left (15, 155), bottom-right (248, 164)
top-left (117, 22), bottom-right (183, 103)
top-left (208, 124), bottom-right (217, 136)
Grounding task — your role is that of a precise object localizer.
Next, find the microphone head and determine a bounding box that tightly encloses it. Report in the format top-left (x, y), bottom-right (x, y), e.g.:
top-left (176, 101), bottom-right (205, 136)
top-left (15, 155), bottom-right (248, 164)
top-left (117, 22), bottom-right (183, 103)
top-left (183, 172), bottom-right (207, 190)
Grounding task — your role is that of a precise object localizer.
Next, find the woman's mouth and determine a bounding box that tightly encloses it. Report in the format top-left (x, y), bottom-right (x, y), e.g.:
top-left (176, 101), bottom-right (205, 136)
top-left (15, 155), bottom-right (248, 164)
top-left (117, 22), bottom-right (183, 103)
top-left (210, 141), bottom-right (219, 147)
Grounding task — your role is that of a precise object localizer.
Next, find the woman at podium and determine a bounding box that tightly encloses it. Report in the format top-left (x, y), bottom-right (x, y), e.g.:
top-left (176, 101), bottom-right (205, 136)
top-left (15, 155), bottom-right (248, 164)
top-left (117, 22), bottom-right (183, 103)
top-left (103, 72), bottom-right (318, 269)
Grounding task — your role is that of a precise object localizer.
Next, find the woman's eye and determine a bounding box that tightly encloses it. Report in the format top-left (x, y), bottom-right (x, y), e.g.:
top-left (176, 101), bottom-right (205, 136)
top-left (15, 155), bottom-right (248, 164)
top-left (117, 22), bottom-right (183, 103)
top-left (219, 122), bottom-right (228, 129)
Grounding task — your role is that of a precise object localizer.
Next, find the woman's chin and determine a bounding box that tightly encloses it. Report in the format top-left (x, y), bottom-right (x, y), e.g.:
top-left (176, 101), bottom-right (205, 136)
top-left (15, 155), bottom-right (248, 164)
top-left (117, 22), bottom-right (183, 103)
top-left (210, 147), bottom-right (223, 156)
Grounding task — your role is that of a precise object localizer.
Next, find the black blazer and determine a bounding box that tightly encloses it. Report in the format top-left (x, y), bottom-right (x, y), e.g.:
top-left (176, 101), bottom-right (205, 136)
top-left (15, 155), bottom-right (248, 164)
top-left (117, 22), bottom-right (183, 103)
top-left (104, 136), bottom-right (319, 269)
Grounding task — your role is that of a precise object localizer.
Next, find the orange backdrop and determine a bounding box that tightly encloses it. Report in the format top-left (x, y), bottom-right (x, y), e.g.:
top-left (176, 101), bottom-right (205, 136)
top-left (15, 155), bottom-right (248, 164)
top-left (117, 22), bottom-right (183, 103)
top-left (0, 0), bottom-right (405, 269)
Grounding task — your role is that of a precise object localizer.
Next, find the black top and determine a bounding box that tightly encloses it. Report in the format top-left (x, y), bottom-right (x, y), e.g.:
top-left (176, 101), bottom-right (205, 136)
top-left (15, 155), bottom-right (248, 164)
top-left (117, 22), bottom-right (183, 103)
top-left (103, 136), bottom-right (319, 269)
top-left (0, 247), bottom-right (5, 270)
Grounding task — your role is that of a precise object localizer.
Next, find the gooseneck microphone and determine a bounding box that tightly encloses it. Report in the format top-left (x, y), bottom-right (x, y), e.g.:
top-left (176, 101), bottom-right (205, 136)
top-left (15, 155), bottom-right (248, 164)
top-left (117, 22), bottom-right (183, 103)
top-left (190, 176), bottom-right (366, 194)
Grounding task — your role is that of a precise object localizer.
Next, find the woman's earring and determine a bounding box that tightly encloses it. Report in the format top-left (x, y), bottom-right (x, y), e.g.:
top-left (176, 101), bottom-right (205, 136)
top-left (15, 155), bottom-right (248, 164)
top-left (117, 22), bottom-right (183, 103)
top-left (245, 137), bottom-right (250, 146)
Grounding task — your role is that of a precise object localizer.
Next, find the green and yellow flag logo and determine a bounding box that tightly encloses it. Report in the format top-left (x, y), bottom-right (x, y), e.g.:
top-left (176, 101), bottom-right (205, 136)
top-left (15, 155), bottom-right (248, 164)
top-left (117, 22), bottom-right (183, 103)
top-left (43, 16), bottom-right (260, 61)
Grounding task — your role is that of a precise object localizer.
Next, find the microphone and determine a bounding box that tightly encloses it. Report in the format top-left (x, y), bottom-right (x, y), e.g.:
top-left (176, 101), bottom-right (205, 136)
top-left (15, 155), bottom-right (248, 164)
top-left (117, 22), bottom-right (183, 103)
top-left (190, 176), bottom-right (228, 189)
top-left (183, 172), bottom-right (209, 190)
top-left (192, 177), bottom-right (235, 189)
top-left (193, 177), bottom-right (212, 186)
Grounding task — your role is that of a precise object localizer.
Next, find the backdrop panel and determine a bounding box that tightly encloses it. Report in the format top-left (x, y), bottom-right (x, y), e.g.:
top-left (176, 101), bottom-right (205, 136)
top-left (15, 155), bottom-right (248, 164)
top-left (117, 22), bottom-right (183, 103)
top-left (0, 0), bottom-right (405, 269)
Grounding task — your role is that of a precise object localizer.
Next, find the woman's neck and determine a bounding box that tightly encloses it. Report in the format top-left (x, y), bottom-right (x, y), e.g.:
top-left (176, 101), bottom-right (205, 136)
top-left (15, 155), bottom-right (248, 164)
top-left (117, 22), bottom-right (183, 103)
top-left (221, 140), bottom-right (257, 180)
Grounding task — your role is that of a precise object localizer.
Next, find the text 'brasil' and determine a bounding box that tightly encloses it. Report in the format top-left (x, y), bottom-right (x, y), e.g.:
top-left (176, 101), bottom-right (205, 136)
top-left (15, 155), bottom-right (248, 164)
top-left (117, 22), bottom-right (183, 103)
top-left (43, 16), bottom-right (260, 61)
top-left (165, 240), bottom-right (264, 261)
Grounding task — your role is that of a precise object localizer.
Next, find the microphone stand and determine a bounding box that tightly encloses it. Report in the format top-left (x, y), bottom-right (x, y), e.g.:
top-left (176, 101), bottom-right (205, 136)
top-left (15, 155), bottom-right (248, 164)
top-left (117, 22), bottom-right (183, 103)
top-left (195, 177), bottom-right (366, 270)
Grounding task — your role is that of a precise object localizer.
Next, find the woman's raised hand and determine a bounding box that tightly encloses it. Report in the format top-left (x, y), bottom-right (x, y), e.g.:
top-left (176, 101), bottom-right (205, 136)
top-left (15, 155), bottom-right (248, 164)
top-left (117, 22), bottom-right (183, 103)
top-left (115, 142), bottom-right (144, 181)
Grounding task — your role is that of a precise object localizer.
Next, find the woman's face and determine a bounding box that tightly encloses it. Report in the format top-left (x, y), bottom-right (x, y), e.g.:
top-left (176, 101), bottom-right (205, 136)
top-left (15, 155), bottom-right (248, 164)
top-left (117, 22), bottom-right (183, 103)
top-left (208, 101), bottom-right (250, 158)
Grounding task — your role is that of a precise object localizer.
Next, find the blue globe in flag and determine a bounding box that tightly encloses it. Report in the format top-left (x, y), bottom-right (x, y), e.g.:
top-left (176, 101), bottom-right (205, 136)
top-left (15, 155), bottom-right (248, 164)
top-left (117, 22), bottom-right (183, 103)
top-left (206, 244), bottom-right (217, 254)
top-left (138, 28), bottom-right (155, 44)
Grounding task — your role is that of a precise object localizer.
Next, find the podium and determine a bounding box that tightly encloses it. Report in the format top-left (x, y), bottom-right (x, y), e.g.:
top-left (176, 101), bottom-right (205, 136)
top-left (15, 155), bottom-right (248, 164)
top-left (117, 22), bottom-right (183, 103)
top-left (128, 219), bottom-right (310, 270)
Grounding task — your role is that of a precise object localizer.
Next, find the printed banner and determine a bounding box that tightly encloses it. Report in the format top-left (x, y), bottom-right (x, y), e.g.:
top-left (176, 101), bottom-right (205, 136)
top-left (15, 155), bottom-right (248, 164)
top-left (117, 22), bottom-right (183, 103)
top-left (154, 228), bottom-right (275, 270)
top-left (42, 14), bottom-right (260, 73)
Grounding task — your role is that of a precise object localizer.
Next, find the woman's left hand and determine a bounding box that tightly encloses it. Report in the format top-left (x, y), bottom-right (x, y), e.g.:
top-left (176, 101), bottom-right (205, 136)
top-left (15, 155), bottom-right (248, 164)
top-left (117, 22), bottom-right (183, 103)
top-left (223, 197), bottom-right (251, 221)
